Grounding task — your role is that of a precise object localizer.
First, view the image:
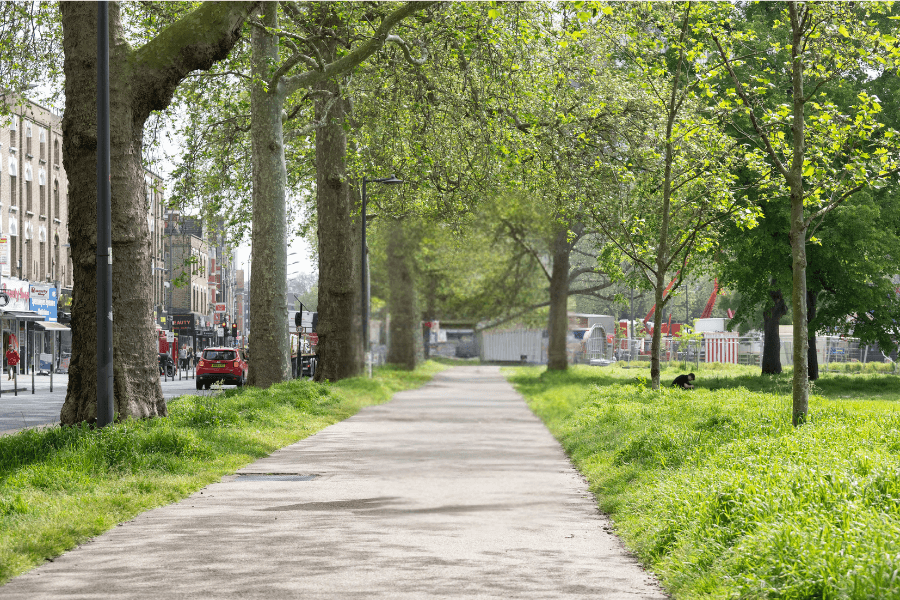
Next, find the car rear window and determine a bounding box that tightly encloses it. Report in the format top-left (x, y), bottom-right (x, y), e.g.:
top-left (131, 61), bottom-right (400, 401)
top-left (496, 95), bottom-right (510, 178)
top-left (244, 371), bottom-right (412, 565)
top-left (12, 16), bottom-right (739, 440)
top-left (203, 350), bottom-right (236, 361)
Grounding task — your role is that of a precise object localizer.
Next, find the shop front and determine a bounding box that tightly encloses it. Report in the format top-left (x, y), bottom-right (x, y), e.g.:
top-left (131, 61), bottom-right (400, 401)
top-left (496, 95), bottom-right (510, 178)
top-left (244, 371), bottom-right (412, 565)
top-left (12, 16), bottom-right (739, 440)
top-left (171, 313), bottom-right (196, 367)
top-left (0, 280), bottom-right (49, 394)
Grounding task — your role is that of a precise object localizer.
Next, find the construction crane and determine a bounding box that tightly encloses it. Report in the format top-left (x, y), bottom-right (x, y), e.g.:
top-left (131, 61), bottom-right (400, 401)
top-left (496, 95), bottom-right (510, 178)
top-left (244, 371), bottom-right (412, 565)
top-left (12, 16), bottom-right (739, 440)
top-left (643, 275), bottom-right (679, 326)
top-left (700, 279), bottom-right (720, 319)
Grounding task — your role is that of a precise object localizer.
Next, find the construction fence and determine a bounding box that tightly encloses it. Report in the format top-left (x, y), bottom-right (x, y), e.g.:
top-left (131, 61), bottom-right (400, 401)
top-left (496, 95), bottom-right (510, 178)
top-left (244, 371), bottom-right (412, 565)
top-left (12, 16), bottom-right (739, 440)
top-left (478, 326), bottom-right (896, 372)
top-left (610, 333), bottom-right (897, 372)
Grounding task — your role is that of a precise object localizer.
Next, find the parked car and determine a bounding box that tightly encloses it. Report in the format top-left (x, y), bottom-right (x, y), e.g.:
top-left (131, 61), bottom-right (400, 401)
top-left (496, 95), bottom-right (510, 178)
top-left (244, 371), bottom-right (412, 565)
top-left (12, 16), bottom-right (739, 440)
top-left (196, 347), bottom-right (247, 390)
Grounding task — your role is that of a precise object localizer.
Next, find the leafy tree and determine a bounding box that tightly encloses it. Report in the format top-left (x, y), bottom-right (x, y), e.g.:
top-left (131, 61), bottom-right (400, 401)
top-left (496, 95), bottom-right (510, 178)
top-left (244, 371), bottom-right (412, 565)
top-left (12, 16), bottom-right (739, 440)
top-left (165, 2), bottom-right (435, 384)
top-left (464, 4), bottom-right (643, 371)
top-left (709, 1), bottom-right (900, 424)
top-left (478, 191), bottom-right (617, 370)
top-left (591, 1), bottom-right (753, 389)
top-left (0, 2), bottom-right (61, 111)
top-left (245, 2), bottom-right (435, 386)
top-left (344, 2), bottom-right (540, 367)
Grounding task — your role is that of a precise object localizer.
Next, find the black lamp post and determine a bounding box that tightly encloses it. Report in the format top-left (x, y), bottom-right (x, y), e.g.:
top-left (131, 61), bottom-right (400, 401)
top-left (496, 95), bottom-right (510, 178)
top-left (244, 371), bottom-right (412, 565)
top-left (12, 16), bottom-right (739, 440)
top-left (96, 0), bottom-right (113, 426)
top-left (361, 175), bottom-right (402, 377)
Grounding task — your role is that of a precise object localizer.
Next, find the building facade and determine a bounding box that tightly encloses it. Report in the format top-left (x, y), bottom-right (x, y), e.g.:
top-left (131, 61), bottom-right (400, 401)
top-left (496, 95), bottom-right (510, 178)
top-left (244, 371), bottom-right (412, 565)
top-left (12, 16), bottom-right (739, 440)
top-left (1, 97), bottom-right (70, 288)
top-left (147, 171), bottom-right (166, 325)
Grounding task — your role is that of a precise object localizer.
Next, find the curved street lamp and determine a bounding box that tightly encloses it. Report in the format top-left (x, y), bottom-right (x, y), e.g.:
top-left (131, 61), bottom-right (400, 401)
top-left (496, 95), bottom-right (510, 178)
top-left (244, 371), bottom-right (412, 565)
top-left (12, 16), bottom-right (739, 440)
top-left (361, 175), bottom-right (402, 377)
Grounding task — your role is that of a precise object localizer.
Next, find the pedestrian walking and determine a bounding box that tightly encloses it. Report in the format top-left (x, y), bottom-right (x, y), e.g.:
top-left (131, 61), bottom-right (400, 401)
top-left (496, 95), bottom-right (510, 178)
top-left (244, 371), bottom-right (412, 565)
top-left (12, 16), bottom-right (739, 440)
top-left (6, 344), bottom-right (19, 380)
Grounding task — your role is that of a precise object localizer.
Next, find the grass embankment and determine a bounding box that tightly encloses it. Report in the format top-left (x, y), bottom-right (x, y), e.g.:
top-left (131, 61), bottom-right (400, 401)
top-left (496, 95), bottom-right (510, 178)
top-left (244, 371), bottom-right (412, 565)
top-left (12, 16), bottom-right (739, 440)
top-left (509, 364), bottom-right (900, 599)
top-left (0, 362), bottom-right (446, 584)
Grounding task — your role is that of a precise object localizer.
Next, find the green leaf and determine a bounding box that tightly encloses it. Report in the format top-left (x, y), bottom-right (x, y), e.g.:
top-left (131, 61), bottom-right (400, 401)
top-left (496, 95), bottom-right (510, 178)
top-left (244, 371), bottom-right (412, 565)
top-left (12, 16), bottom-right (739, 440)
top-left (488, 8), bottom-right (499, 19)
top-left (839, 25), bottom-right (850, 38)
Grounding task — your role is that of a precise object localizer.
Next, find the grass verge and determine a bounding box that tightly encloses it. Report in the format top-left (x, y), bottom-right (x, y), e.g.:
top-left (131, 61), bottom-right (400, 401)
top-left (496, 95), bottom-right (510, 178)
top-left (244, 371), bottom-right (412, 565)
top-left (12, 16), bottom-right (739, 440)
top-left (508, 364), bottom-right (900, 599)
top-left (0, 361), bottom-right (446, 584)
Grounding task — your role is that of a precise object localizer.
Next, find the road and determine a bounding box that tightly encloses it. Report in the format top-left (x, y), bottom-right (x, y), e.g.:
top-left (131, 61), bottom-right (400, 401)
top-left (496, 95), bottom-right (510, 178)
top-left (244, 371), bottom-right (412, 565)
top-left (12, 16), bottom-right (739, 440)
top-left (0, 368), bottom-right (214, 435)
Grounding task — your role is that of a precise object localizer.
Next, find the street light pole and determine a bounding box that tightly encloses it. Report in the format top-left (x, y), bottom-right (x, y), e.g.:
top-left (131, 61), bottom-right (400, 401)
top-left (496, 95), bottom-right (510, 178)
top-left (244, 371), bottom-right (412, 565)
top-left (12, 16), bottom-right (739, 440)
top-left (361, 175), bottom-right (402, 377)
top-left (96, 0), bottom-right (114, 427)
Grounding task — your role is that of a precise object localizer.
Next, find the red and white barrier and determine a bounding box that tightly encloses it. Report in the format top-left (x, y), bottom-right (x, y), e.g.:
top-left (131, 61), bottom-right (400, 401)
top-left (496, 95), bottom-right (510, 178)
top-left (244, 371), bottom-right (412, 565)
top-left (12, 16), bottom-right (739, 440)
top-left (705, 332), bottom-right (739, 364)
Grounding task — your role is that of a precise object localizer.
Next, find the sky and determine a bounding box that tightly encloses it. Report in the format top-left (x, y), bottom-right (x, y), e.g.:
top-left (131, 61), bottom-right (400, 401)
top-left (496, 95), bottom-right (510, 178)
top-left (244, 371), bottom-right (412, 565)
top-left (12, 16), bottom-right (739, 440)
top-left (236, 235), bottom-right (316, 282)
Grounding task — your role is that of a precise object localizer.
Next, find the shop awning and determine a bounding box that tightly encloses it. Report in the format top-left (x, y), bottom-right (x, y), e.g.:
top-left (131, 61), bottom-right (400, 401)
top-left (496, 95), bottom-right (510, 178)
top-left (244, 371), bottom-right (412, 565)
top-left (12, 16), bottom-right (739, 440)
top-left (0, 310), bottom-right (46, 322)
top-left (34, 321), bottom-right (71, 332)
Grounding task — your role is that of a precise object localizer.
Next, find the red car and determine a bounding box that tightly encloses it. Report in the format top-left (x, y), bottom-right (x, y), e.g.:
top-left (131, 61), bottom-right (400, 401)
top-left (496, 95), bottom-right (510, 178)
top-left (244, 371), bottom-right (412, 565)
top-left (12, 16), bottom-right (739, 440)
top-left (196, 347), bottom-right (247, 390)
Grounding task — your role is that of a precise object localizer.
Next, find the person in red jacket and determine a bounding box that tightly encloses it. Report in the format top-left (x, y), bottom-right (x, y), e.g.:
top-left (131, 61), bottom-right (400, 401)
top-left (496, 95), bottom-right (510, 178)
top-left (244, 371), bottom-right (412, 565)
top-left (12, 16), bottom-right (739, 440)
top-left (6, 345), bottom-right (19, 380)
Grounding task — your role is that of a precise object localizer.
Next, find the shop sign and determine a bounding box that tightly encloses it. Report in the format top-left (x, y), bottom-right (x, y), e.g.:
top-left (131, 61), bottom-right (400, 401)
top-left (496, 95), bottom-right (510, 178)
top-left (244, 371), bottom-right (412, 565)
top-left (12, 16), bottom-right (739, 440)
top-left (172, 314), bottom-right (195, 335)
top-left (2, 280), bottom-right (30, 311)
top-left (29, 286), bottom-right (58, 321)
top-left (214, 303), bottom-right (226, 313)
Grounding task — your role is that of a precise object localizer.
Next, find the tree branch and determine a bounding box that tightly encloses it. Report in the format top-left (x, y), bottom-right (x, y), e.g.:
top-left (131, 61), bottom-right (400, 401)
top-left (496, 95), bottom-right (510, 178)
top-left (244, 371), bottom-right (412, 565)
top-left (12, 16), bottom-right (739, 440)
top-left (282, 1), bottom-right (437, 97)
top-left (386, 33), bottom-right (428, 66)
top-left (711, 33), bottom-right (790, 180)
top-left (131, 1), bottom-right (261, 121)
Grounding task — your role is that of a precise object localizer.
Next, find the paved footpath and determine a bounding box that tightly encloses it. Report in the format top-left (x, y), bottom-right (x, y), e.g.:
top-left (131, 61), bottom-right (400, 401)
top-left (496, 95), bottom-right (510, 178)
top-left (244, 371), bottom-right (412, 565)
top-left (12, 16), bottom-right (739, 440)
top-left (2, 366), bottom-right (666, 599)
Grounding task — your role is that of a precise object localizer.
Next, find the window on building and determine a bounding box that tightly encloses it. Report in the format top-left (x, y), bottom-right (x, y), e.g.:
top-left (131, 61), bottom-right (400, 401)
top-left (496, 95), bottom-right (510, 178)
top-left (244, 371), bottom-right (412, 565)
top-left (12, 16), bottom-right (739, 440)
top-left (25, 123), bottom-right (32, 156)
top-left (54, 181), bottom-right (59, 217)
top-left (40, 241), bottom-right (45, 281)
top-left (39, 183), bottom-right (45, 216)
top-left (54, 139), bottom-right (59, 166)
top-left (10, 176), bottom-right (16, 206)
top-left (25, 179), bottom-right (31, 212)
top-left (54, 244), bottom-right (59, 282)
top-left (11, 238), bottom-right (17, 278)
top-left (26, 239), bottom-right (32, 280)
top-left (39, 130), bottom-right (45, 161)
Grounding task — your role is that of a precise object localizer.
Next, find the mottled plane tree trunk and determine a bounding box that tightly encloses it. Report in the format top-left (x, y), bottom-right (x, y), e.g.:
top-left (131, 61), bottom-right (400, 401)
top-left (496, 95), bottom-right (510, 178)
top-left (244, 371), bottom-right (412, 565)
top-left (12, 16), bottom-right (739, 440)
top-left (385, 218), bottom-right (417, 370)
top-left (247, 1), bottom-right (291, 386)
top-left (240, 1), bottom-right (431, 385)
top-left (59, 1), bottom-right (259, 424)
top-left (313, 64), bottom-right (362, 381)
top-left (546, 227), bottom-right (573, 371)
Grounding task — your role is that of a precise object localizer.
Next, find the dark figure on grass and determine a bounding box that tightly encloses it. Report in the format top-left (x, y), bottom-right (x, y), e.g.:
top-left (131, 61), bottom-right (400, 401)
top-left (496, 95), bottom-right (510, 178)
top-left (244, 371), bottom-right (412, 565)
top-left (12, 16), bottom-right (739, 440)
top-left (672, 373), bottom-right (695, 389)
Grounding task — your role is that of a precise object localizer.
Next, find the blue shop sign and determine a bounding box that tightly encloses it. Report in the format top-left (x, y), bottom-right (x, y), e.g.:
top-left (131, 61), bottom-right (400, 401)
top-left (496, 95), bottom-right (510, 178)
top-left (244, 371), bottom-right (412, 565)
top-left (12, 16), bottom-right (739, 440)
top-left (30, 286), bottom-right (58, 322)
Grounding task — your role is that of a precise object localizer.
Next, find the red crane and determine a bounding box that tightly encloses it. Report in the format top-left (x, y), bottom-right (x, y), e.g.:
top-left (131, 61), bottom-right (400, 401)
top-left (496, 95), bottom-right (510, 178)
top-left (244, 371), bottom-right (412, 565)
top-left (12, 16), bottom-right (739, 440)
top-left (644, 275), bottom-right (679, 325)
top-left (700, 279), bottom-right (720, 319)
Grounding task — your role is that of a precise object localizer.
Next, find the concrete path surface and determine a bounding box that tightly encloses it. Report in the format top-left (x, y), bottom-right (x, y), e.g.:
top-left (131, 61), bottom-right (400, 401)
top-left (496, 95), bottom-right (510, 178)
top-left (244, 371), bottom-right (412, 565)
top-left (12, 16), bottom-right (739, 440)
top-left (2, 366), bottom-right (666, 599)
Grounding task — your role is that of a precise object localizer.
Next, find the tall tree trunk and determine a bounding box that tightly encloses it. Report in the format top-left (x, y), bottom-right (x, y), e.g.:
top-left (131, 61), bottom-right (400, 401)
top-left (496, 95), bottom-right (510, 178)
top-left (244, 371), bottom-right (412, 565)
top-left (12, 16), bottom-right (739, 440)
top-left (314, 25), bottom-right (361, 381)
top-left (789, 199), bottom-right (809, 424)
top-left (385, 218), bottom-right (417, 369)
top-left (761, 287), bottom-right (787, 374)
top-left (247, 1), bottom-right (290, 387)
top-left (788, 2), bottom-right (809, 426)
top-left (58, 1), bottom-right (257, 423)
top-left (546, 227), bottom-right (571, 371)
top-left (59, 3), bottom-right (163, 423)
top-left (807, 289), bottom-right (818, 381)
top-left (649, 270), bottom-right (667, 389)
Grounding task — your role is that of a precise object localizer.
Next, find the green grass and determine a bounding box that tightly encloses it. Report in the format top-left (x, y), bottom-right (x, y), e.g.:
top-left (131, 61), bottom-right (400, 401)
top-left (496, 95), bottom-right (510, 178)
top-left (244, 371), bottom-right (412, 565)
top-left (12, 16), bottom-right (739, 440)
top-left (508, 364), bottom-right (900, 599)
top-left (0, 361), bottom-right (446, 584)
